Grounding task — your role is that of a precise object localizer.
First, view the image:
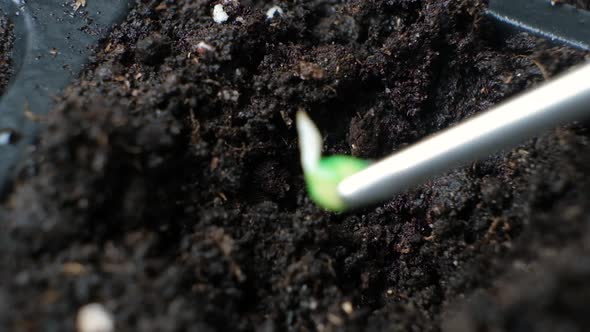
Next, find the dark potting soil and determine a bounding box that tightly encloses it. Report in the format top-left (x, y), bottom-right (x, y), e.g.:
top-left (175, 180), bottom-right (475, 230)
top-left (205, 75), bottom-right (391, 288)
top-left (0, 12), bottom-right (13, 95)
top-left (2, 1), bottom-right (590, 331)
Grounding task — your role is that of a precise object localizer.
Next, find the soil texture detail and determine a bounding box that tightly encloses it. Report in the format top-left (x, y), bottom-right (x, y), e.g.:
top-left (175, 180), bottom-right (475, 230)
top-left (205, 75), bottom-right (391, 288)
top-left (2, 1), bottom-right (590, 331)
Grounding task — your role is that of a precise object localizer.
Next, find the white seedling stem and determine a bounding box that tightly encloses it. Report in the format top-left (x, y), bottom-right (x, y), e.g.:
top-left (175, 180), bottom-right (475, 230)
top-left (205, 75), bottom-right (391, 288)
top-left (296, 111), bottom-right (322, 173)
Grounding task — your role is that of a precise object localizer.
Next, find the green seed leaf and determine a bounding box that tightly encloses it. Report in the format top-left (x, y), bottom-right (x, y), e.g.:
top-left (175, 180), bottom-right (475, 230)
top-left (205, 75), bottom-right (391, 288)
top-left (305, 155), bottom-right (368, 211)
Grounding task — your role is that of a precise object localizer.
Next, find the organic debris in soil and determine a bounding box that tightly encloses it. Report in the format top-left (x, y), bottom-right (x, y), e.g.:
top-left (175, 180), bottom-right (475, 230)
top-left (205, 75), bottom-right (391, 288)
top-left (2, 1), bottom-right (590, 331)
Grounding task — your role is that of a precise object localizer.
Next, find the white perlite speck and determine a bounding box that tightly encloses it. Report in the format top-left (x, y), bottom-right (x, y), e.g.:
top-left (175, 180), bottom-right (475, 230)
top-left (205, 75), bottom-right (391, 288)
top-left (266, 5), bottom-right (283, 20)
top-left (0, 132), bottom-right (10, 145)
top-left (218, 89), bottom-right (240, 102)
top-left (213, 4), bottom-right (229, 23)
top-left (76, 303), bottom-right (114, 332)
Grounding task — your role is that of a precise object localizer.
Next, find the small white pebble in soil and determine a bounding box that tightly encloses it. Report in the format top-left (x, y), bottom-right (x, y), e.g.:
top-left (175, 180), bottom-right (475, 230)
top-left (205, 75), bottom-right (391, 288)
top-left (0, 132), bottom-right (10, 145)
top-left (308, 298), bottom-right (318, 310)
top-left (76, 303), bottom-right (114, 332)
top-left (266, 5), bottom-right (283, 20)
top-left (341, 301), bottom-right (353, 315)
top-left (213, 4), bottom-right (229, 23)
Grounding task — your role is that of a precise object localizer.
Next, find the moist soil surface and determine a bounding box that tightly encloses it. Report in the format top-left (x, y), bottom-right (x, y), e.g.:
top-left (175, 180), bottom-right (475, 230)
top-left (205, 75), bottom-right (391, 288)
top-left (2, 1), bottom-right (590, 331)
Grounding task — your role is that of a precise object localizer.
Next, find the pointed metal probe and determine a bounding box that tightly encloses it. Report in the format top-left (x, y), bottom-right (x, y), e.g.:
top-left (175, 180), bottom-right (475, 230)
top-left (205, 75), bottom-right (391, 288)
top-left (337, 61), bottom-right (590, 210)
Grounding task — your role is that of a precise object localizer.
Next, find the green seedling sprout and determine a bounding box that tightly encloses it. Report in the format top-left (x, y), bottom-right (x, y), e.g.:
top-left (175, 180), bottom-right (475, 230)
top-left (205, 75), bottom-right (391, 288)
top-left (296, 111), bottom-right (369, 212)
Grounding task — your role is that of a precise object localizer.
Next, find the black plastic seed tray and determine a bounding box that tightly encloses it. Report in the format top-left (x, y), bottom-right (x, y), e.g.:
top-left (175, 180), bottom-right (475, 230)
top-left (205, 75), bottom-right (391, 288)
top-left (0, 0), bottom-right (131, 197)
top-left (487, 0), bottom-right (590, 50)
